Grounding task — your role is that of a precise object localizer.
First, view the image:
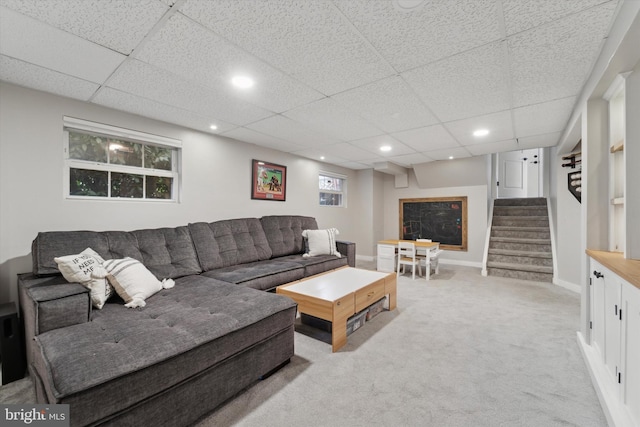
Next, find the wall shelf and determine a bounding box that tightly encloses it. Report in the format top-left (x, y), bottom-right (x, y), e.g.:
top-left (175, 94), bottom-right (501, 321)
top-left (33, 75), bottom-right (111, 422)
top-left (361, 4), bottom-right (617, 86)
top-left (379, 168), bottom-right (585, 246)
top-left (610, 140), bottom-right (624, 153)
top-left (611, 197), bottom-right (624, 205)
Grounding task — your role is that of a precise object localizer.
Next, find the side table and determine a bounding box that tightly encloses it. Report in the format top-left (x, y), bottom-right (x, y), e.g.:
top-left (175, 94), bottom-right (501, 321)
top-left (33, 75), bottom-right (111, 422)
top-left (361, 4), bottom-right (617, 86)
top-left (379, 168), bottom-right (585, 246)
top-left (0, 302), bottom-right (26, 384)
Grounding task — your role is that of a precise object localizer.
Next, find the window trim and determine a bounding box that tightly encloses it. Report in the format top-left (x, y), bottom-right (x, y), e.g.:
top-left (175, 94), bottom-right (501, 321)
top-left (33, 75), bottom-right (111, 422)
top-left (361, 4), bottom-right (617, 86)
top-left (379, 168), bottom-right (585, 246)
top-left (63, 117), bottom-right (181, 202)
top-left (318, 171), bottom-right (347, 208)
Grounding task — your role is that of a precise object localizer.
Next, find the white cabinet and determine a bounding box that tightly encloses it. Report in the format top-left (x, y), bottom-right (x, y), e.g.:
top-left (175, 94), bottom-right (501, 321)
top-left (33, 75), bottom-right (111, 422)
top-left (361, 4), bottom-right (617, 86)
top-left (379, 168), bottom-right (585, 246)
top-left (376, 244), bottom-right (396, 273)
top-left (587, 257), bottom-right (640, 426)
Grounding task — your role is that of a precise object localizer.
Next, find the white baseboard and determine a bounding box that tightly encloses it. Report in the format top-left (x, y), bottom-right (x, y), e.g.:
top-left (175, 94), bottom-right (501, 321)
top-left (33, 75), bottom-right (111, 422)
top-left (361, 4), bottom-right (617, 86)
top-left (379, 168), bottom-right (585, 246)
top-left (553, 277), bottom-right (581, 294)
top-left (577, 332), bottom-right (635, 427)
top-left (356, 254), bottom-right (375, 263)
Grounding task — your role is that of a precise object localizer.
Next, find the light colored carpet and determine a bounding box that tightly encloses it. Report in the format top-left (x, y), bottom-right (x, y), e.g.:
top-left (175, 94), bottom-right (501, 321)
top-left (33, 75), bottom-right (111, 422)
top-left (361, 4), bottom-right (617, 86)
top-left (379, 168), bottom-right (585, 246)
top-left (0, 264), bottom-right (605, 427)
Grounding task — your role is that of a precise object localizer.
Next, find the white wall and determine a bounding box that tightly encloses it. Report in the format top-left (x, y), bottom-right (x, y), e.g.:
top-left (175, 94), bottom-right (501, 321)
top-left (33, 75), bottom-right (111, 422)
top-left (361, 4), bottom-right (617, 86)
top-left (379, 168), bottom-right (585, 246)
top-left (381, 169), bottom-right (488, 267)
top-left (552, 147), bottom-right (583, 287)
top-left (0, 83), bottom-right (362, 304)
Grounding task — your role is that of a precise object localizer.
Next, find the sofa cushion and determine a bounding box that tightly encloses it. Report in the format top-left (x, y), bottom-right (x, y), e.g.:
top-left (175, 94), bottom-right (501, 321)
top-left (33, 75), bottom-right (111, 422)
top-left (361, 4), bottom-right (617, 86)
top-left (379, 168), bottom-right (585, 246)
top-left (201, 260), bottom-right (304, 291)
top-left (260, 215), bottom-right (318, 257)
top-left (276, 254), bottom-right (348, 277)
top-left (189, 218), bottom-right (272, 271)
top-left (32, 232), bottom-right (110, 276)
top-left (31, 228), bottom-right (202, 280)
top-left (33, 275), bottom-right (297, 425)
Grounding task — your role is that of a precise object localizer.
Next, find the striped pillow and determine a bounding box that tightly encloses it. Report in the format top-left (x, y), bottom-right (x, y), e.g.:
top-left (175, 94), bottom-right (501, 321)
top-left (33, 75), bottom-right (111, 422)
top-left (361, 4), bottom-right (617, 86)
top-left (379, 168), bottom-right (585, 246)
top-left (302, 228), bottom-right (341, 258)
top-left (103, 258), bottom-right (174, 308)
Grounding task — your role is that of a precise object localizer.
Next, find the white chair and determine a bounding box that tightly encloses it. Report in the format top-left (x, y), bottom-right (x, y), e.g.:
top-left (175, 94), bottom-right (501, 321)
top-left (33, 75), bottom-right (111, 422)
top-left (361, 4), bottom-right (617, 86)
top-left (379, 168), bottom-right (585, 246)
top-left (416, 238), bottom-right (432, 259)
top-left (397, 241), bottom-right (422, 280)
top-left (420, 247), bottom-right (443, 281)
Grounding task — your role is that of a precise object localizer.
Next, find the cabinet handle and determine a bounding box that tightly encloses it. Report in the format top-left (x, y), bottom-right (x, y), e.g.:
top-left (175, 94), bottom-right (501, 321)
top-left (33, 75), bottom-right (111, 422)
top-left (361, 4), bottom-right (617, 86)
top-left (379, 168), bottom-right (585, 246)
top-left (593, 270), bottom-right (604, 279)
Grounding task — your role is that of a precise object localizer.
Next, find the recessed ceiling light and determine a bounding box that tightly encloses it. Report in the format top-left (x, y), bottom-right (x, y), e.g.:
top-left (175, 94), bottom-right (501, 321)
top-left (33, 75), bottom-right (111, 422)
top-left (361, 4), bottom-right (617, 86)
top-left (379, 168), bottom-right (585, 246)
top-left (209, 124), bottom-right (218, 130)
top-left (231, 76), bottom-right (254, 89)
top-left (473, 129), bottom-right (489, 137)
top-left (449, 156), bottom-right (454, 160)
top-left (320, 156), bottom-right (325, 160)
top-left (380, 145), bottom-right (392, 152)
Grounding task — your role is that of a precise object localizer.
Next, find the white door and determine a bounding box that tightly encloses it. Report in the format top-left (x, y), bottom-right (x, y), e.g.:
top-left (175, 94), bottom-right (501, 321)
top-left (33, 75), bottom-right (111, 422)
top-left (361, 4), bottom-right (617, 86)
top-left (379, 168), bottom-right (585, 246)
top-left (497, 148), bottom-right (540, 198)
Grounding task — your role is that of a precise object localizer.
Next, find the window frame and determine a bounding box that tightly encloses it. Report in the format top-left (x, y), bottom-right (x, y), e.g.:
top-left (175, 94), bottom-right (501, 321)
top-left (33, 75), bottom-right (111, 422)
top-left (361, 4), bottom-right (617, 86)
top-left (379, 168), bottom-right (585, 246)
top-left (318, 171), bottom-right (347, 208)
top-left (62, 117), bottom-right (181, 202)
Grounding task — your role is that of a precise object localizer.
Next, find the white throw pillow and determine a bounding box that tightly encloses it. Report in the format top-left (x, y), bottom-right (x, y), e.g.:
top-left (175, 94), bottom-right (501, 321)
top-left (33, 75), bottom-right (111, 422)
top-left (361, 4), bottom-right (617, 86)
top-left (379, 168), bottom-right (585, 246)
top-left (54, 248), bottom-right (113, 309)
top-left (103, 258), bottom-right (175, 308)
top-left (302, 228), bottom-right (341, 258)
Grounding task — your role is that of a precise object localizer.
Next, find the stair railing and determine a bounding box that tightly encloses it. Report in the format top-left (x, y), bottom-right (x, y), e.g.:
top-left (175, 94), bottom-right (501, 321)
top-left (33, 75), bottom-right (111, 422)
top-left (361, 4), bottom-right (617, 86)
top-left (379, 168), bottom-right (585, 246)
top-left (481, 198), bottom-right (495, 276)
top-left (546, 196), bottom-right (558, 283)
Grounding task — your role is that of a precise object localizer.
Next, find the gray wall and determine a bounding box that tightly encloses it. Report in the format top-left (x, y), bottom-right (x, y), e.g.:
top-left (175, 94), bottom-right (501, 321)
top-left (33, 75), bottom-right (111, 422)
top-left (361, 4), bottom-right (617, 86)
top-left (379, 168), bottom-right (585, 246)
top-left (0, 83), bottom-right (362, 303)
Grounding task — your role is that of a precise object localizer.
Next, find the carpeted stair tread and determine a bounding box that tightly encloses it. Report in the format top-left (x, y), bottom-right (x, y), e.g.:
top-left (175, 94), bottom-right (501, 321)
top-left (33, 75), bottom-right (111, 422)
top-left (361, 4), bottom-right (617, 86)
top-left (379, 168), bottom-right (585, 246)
top-left (491, 237), bottom-right (551, 244)
top-left (486, 261), bottom-right (553, 274)
top-left (493, 215), bottom-right (549, 221)
top-left (492, 226), bottom-right (549, 232)
top-left (488, 248), bottom-right (552, 258)
top-left (494, 197), bottom-right (547, 206)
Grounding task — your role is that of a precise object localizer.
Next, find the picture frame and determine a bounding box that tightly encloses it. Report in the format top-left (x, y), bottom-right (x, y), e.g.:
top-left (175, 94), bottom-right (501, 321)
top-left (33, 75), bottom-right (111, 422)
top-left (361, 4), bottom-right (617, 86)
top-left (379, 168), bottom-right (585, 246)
top-left (251, 159), bottom-right (287, 201)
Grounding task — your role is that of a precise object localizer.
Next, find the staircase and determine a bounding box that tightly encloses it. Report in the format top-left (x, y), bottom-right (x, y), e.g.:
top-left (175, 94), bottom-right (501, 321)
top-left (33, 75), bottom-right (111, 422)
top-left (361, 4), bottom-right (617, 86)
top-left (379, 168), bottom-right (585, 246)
top-left (486, 198), bottom-right (553, 282)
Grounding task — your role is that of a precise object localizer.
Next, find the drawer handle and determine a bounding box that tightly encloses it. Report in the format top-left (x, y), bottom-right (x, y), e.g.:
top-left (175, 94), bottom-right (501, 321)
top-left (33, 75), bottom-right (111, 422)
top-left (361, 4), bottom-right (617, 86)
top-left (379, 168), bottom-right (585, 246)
top-left (367, 292), bottom-right (375, 298)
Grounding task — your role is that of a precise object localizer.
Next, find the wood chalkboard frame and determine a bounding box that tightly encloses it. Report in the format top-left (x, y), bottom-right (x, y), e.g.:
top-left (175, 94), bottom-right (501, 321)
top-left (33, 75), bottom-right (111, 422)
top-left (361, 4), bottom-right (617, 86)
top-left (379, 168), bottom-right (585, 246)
top-left (399, 197), bottom-right (467, 251)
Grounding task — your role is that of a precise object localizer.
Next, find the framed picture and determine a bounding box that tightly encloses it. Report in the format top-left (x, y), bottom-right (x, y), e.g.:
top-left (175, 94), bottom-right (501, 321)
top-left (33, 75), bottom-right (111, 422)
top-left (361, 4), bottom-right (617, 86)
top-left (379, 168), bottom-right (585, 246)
top-left (251, 159), bottom-right (287, 201)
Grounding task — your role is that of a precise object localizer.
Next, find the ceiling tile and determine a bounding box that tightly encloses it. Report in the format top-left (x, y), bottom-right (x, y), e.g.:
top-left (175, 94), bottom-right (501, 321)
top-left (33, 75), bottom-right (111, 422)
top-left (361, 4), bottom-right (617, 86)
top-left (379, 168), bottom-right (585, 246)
top-left (334, 161), bottom-right (371, 170)
top-left (502, 0), bottom-right (612, 35)
top-left (0, 7), bottom-right (125, 83)
top-left (444, 110), bottom-right (514, 146)
top-left (335, 0), bottom-right (502, 72)
top-left (508, 2), bottom-right (618, 107)
top-left (283, 97), bottom-right (383, 141)
top-left (319, 143), bottom-right (381, 162)
top-left (222, 127), bottom-right (306, 153)
top-left (179, 0), bottom-right (395, 95)
top-left (331, 76), bottom-right (438, 133)
top-left (92, 87), bottom-right (237, 134)
top-left (136, 13), bottom-right (324, 113)
top-left (0, 0), bottom-right (168, 55)
top-left (349, 135), bottom-right (416, 157)
top-left (387, 153), bottom-right (434, 167)
top-left (465, 139), bottom-right (519, 156)
top-left (513, 97), bottom-right (576, 138)
top-left (402, 41), bottom-right (511, 122)
top-left (107, 59), bottom-right (273, 126)
top-left (291, 148), bottom-right (348, 165)
top-left (246, 115), bottom-right (341, 148)
top-left (423, 147), bottom-right (472, 161)
top-left (0, 55), bottom-right (99, 100)
top-left (516, 132), bottom-right (562, 149)
top-left (392, 124), bottom-right (461, 152)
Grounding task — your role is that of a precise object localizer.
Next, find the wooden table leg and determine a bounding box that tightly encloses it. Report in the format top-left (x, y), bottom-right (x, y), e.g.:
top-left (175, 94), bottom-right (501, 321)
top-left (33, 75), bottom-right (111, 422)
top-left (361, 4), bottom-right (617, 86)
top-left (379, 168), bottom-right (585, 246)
top-left (386, 275), bottom-right (397, 311)
top-left (331, 295), bottom-right (353, 352)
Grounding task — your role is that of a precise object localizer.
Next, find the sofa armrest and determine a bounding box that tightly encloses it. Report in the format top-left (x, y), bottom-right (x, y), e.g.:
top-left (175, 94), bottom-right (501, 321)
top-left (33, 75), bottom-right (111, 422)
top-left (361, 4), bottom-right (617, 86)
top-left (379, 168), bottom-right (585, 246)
top-left (18, 273), bottom-right (91, 367)
top-left (336, 240), bottom-right (356, 268)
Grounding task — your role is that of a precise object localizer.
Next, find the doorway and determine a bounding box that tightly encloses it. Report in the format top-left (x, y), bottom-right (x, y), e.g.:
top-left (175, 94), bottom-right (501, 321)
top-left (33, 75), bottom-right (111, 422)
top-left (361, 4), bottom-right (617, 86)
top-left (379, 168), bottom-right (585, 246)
top-left (496, 148), bottom-right (541, 198)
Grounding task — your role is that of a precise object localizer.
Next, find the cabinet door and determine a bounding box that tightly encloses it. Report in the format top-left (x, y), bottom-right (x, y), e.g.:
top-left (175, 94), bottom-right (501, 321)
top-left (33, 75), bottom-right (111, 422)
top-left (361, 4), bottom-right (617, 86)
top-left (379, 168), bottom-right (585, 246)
top-left (590, 261), bottom-right (607, 360)
top-left (376, 244), bottom-right (396, 273)
top-left (621, 282), bottom-right (640, 424)
top-left (604, 276), bottom-right (621, 384)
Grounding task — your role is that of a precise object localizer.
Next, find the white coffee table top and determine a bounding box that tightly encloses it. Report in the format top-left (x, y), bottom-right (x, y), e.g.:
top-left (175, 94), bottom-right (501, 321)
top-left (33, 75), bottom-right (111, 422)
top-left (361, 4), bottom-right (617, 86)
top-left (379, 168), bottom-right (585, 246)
top-left (281, 267), bottom-right (390, 301)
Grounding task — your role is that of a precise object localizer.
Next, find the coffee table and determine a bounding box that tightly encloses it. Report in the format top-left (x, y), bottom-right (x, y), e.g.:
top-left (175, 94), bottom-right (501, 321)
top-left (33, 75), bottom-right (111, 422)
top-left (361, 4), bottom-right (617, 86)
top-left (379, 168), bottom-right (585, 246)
top-left (276, 267), bottom-right (397, 352)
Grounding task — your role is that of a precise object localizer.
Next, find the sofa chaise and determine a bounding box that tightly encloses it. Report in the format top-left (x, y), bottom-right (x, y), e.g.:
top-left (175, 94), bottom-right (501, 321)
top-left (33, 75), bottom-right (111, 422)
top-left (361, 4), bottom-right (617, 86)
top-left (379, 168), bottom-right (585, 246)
top-left (18, 215), bottom-right (355, 426)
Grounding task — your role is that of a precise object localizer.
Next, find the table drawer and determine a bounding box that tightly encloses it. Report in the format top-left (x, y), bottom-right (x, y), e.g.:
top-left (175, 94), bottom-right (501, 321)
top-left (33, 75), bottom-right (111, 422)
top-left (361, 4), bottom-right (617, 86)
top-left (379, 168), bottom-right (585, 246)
top-left (355, 280), bottom-right (385, 313)
top-left (377, 244), bottom-right (396, 257)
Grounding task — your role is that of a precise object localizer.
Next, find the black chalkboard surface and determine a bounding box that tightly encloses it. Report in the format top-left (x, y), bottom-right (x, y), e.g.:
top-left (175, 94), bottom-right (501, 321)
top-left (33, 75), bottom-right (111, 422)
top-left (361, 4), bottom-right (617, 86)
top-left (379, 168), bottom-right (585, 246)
top-left (399, 197), bottom-right (467, 251)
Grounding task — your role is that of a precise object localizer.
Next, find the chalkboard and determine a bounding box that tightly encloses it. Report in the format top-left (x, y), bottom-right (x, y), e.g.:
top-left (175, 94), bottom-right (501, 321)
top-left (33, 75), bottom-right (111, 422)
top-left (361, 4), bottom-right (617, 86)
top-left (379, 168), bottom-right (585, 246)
top-left (399, 197), bottom-right (467, 251)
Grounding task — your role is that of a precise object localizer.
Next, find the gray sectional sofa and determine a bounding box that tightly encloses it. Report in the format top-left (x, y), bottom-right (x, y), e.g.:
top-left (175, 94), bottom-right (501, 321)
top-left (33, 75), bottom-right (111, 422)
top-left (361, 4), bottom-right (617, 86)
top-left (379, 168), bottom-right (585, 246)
top-left (18, 215), bottom-right (355, 426)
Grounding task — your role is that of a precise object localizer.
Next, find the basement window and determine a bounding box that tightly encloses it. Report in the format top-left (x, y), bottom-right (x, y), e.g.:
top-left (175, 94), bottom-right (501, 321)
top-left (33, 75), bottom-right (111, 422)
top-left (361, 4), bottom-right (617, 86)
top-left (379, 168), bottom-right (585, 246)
top-left (319, 172), bottom-right (346, 207)
top-left (63, 117), bottom-right (181, 202)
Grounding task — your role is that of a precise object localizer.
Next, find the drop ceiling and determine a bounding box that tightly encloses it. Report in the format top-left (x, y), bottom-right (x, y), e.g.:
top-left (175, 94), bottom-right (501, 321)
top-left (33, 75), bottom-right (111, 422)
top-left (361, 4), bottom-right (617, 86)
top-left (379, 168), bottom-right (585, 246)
top-left (0, 0), bottom-right (621, 170)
